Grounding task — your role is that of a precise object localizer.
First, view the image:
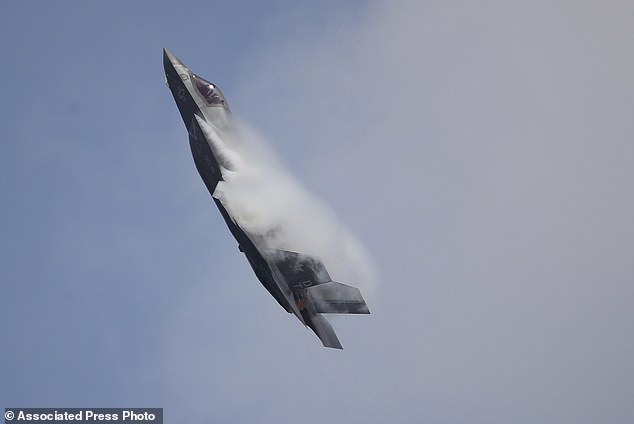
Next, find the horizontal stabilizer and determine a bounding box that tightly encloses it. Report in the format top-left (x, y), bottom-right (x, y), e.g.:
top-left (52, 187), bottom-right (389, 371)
top-left (307, 282), bottom-right (370, 314)
top-left (309, 314), bottom-right (343, 349)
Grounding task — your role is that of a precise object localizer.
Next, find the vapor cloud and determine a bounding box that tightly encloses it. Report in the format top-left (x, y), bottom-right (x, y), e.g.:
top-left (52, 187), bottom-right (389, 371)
top-left (197, 115), bottom-right (378, 299)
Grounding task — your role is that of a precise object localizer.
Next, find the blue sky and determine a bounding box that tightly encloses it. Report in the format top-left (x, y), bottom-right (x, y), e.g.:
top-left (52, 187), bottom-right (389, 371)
top-left (2, 1), bottom-right (634, 423)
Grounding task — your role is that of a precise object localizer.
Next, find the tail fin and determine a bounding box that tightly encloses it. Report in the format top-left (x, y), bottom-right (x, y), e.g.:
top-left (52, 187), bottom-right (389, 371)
top-left (307, 282), bottom-right (370, 314)
top-left (272, 250), bottom-right (331, 291)
top-left (308, 314), bottom-right (343, 349)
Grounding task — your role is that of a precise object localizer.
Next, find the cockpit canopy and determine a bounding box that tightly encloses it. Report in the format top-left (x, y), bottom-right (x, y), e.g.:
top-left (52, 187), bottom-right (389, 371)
top-left (192, 74), bottom-right (226, 107)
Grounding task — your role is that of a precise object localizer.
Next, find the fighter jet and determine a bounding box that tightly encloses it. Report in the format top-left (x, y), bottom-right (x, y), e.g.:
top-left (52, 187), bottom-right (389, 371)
top-left (163, 49), bottom-right (369, 349)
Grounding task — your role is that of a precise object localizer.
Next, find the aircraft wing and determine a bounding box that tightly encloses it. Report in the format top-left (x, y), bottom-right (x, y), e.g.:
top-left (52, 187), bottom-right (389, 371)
top-left (307, 282), bottom-right (370, 314)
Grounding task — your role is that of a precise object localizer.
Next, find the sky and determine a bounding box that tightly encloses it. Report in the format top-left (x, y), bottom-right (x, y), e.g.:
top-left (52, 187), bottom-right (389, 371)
top-left (1, 0), bottom-right (633, 422)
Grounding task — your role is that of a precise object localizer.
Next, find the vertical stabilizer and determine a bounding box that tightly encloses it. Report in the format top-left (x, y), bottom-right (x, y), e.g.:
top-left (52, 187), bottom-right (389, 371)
top-left (308, 314), bottom-right (343, 349)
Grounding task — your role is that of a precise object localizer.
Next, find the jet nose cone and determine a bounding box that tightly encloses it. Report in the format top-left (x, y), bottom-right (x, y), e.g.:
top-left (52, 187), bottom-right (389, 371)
top-left (162, 47), bottom-right (173, 63)
top-left (163, 48), bottom-right (187, 71)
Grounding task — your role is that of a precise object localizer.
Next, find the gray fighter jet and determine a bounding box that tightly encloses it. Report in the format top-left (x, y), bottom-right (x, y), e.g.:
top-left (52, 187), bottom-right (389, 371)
top-left (163, 49), bottom-right (369, 349)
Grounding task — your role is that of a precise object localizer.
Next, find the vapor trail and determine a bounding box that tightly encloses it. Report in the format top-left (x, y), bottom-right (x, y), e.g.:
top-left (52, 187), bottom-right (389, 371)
top-left (202, 116), bottom-right (378, 300)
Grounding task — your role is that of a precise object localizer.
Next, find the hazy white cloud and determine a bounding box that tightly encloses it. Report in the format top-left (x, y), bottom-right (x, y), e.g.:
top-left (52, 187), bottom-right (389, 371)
top-left (200, 115), bottom-right (378, 298)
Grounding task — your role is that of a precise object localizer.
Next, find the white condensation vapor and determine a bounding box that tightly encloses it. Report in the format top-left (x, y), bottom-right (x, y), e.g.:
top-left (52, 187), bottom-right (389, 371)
top-left (196, 115), bottom-right (379, 301)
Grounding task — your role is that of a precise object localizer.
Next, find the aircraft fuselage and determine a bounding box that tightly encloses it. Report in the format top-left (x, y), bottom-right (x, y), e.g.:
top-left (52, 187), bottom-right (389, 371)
top-left (163, 49), bottom-right (369, 349)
